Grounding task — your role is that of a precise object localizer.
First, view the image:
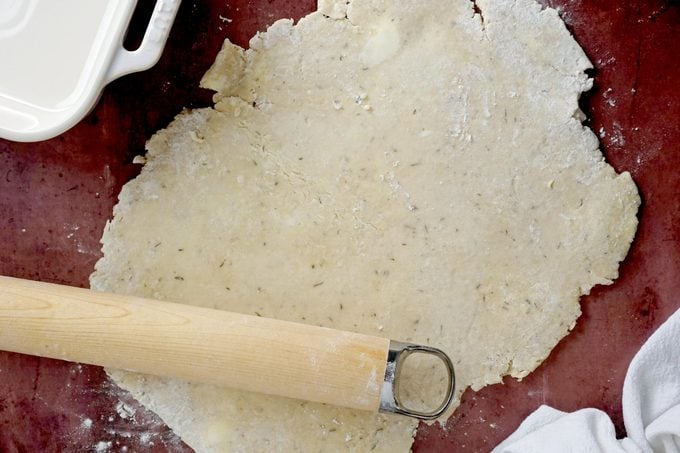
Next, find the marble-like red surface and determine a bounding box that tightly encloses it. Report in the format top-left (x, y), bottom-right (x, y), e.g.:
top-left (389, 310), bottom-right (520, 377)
top-left (1, 1), bottom-right (678, 451)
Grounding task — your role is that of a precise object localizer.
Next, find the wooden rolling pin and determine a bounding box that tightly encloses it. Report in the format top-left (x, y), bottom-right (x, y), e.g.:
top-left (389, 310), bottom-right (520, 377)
top-left (0, 276), bottom-right (454, 420)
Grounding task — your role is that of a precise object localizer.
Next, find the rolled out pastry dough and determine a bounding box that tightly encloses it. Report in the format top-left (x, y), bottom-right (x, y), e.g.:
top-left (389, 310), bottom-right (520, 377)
top-left (91, 0), bottom-right (640, 450)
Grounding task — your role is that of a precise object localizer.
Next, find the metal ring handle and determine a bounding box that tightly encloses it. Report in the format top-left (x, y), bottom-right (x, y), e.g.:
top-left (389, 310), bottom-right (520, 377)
top-left (379, 340), bottom-right (455, 420)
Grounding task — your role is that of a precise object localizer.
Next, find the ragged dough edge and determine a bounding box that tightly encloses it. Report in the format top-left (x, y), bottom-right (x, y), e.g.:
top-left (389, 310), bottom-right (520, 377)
top-left (200, 43), bottom-right (246, 98)
top-left (92, 0), bottom-right (641, 450)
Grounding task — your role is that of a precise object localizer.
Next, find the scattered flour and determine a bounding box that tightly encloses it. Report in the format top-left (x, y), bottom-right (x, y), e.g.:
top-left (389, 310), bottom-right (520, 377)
top-left (94, 440), bottom-right (112, 452)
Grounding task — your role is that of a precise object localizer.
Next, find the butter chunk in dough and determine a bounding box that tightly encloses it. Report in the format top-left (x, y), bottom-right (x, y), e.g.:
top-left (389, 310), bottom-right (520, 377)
top-left (91, 0), bottom-right (640, 451)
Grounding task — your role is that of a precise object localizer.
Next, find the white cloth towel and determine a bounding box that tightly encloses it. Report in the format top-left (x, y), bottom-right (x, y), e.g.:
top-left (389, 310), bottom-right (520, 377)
top-left (493, 308), bottom-right (680, 453)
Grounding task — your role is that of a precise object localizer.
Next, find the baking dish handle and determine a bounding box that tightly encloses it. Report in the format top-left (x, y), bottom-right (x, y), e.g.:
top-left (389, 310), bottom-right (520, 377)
top-left (105, 0), bottom-right (182, 84)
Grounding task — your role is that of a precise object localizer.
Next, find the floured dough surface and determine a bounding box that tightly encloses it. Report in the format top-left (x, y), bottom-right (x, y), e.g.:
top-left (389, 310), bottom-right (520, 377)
top-left (91, 0), bottom-right (640, 451)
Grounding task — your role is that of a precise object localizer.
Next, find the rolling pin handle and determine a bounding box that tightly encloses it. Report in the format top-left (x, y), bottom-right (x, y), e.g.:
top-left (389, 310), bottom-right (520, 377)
top-left (379, 341), bottom-right (455, 420)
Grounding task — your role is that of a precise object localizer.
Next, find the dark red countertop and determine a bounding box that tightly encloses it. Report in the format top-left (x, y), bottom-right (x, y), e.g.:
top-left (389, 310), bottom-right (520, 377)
top-left (1, 1), bottom-right (678, 451)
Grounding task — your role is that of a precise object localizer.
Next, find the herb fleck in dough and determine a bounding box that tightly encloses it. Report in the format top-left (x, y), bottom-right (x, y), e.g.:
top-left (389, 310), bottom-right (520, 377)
top-left (91, 0), bottom-right (640, 451)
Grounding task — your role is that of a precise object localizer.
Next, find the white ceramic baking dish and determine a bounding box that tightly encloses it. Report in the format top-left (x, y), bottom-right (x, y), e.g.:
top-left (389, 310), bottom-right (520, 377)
top-left (0, 0), bottom-right (181, 142)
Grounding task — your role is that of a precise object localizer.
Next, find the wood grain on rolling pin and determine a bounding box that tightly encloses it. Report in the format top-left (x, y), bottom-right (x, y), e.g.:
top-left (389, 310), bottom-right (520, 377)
top-left (0, 276), bottom-right (389, 411)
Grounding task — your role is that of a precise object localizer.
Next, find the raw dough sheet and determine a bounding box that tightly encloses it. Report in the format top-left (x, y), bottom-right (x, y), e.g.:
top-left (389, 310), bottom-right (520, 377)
top-left (91, 0), bottom-right (640, 450)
